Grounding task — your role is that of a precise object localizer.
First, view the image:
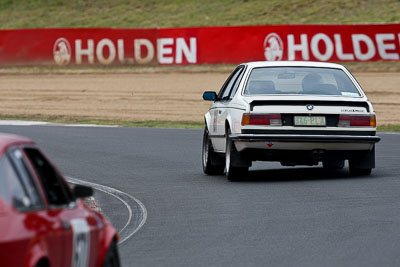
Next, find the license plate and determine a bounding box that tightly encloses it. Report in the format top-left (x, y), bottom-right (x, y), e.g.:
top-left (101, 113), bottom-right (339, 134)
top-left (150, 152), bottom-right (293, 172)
top-left (294, 116), bottom-right (326, 126)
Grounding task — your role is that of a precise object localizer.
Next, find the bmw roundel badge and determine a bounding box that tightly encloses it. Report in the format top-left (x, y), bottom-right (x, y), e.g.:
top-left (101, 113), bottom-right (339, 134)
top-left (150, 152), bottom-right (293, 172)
top-left (306, 104), bottom-right (314, 111)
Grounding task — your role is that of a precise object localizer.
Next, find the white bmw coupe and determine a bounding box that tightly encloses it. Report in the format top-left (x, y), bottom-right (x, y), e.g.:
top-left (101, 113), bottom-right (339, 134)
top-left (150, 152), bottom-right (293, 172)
top-left (202, 61), bottom-right (380, 181)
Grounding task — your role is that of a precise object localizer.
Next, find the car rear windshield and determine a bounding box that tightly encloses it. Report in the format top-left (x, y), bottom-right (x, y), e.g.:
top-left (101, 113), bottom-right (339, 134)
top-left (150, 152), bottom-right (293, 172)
top-left (244, 67), bottom-right (361, 97)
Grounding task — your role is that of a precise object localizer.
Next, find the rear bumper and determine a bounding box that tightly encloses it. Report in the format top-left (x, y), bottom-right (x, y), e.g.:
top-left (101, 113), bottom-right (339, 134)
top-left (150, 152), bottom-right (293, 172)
top-left (230, 134), bottom-right (380, 143)
top-left (230, 134), bottom-right (380, 151)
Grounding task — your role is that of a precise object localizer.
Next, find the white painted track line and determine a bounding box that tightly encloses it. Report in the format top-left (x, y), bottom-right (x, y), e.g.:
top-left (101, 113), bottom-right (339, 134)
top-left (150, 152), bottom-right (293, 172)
top-left (0, 120), bottom-right (49, 126)
top-left (0, 120), bottom-right (119, 127)
top-left (67, 176), bottom-right (147, 244)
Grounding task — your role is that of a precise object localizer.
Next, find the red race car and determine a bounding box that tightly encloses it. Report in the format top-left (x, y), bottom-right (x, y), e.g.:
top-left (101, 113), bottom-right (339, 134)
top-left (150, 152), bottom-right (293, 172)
top-left (0, 133), bottom-right (120, 267)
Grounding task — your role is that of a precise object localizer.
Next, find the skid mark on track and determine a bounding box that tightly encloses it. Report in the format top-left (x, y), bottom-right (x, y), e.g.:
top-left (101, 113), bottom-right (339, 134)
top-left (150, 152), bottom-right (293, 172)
top-left (67, 176), bottom-right (147, 244)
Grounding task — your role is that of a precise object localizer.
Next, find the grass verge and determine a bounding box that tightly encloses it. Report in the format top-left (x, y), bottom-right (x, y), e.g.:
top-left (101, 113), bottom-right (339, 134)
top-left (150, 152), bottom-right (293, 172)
top-left (0, 114), bottom-right (204, 129)
top-left (0, 114), bottom-right (399, 131)
top-left (376, 125), bottom-right (400, 132)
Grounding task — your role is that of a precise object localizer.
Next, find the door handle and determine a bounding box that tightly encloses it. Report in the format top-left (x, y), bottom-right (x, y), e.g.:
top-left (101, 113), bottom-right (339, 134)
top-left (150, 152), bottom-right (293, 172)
top-left (218, 110), bottom-right (222, 114)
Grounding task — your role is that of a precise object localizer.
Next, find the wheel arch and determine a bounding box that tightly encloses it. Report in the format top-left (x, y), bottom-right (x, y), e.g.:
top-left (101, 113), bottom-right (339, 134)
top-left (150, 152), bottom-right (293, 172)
top-left (204, 113), bottom-right (211, 130)
top-left (225, 117), bottom-right (233, 135)
top-left (25, 238), bottom-right (49, 267)
top-left (98, 223), bottom-right (119, 266)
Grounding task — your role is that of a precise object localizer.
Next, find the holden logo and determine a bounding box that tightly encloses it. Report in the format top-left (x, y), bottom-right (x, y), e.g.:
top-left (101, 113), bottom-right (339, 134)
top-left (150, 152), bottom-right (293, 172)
top-left (53, 37), bottom-right (71, 66)
top-left (306, 104), bottom-right (314, 110)
top-left (263, 33), bottom-right (283, 61)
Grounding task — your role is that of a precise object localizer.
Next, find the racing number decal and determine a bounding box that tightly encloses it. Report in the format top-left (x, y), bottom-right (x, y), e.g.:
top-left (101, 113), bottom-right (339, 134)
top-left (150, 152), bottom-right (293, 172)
top-left (71, 219), bottom-right (91, 267)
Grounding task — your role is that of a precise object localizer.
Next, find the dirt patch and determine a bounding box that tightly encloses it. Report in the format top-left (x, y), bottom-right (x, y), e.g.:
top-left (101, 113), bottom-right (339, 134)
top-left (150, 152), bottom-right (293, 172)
top-left (0, 72), bottom-right (398, 125)
top-left (354, 73), bottom-right (400, 125)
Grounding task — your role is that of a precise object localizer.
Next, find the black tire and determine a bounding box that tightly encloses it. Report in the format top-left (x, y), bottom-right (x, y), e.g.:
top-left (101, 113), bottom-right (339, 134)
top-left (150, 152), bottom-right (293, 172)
top-left (103, 241), bottom-right (120, 267)
top-left (349, 166), bottom-right (372, 176)
top-left (225, 130), bottom-right (248, 181)
top-left (323, 159), bottom-right (345, 169)
top-left (348, 147), bottom-right (375, 176)
top-left (35, 259), bottom-right (49, 267)
top-left (202, 127), bottom-right (224, 175)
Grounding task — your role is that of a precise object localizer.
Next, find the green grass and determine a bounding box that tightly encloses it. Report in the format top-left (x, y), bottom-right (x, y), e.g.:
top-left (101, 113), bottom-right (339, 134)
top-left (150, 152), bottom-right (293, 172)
top-left (377, 125), bottom-right (400, 132)
top-left (0, 114), bottom-right (204, 129)
top-left (0, 0), bottom-right (399, 29)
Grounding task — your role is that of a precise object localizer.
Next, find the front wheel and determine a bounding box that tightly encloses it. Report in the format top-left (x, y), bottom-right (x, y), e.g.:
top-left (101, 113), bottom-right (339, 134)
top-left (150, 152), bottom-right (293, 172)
top-left (202, 127), bottom-right (224, 175)
top-left (225, 132), bottom-right (248, 181)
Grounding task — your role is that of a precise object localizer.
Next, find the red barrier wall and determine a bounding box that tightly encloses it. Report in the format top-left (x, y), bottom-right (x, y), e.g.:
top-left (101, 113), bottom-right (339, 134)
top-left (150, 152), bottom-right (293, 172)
top-left (0, 24), bottom-right (399, 66)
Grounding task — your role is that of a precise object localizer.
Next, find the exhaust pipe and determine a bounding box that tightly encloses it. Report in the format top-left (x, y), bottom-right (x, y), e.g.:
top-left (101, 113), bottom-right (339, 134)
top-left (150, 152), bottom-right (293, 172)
top-left (311, 149), bottom-right (326, 160)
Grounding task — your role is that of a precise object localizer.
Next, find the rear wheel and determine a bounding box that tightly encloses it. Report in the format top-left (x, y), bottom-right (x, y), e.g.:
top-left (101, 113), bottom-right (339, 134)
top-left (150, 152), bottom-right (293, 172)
top-left (323, 159), bottom-right (345, 169)
top-left (349, 164), bottom-right (372, 176)
top-left (103, 241), bottom-right (120, 267)
top-left (349, 167), bottom-right (372, 176)
top-left (225, 130), bottom-right (248, 181)
top-left (202, 127), bottom-right (224, 175)
top-left (348, 147), bottom-right (375, 176)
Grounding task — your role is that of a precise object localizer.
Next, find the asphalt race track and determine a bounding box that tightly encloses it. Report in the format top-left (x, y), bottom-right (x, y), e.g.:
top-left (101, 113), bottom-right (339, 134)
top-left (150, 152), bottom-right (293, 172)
top-left (0, 125), bottom-right (400, 267)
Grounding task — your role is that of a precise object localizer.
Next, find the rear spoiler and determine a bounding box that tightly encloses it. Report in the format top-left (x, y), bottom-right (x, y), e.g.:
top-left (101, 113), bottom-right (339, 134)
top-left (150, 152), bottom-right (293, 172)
top-left (249, 100), bottom-right (370, 112)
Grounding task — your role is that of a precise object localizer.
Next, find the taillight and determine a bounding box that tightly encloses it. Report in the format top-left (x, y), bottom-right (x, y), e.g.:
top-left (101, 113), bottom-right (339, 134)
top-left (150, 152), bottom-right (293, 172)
top-left (241, 114), bottom-right (282, 126)
top-left (338, 115), bottom-right (376, 127)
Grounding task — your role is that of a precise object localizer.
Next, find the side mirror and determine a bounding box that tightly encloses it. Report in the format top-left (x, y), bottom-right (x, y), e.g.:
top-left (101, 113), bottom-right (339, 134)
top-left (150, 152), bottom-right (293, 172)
top-left (73, 185), bottom-right (93, 199)
top-left (203, 91), bottom-right (217, 101)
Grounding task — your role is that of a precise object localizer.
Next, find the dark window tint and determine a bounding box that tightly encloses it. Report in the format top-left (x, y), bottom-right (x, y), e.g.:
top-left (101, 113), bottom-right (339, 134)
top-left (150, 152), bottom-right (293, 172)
top-left (8, 148), bottom-right (43, 208)
top-left (221, 68), bottom-right (243, 100)
top-left (23, 148), bottom-right (72, 206)
top-left (229, 67), bottom-right (245, 98)
top-left (0, 155), bottom-right (31, 210)
top-left (217, 67), bottom-right (243, 100)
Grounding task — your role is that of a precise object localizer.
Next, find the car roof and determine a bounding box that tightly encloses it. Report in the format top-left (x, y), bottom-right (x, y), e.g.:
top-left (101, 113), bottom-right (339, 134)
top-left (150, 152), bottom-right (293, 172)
top-left (242, 61), bottom-right (346, 70)
top-left (0, 133), bottom-right (35, 156)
